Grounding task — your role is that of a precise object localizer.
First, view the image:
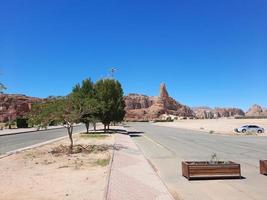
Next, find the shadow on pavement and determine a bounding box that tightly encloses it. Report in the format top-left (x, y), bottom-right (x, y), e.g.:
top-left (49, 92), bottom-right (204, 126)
top-left (129, 134), bottom-right (143, 138)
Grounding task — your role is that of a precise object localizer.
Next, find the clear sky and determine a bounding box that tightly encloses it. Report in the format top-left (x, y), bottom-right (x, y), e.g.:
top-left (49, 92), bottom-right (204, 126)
top-left (0, 0), bottom-right (266, 111)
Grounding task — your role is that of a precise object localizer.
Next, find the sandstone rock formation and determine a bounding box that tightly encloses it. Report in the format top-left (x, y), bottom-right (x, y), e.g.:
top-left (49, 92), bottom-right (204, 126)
top-left (124, 83), bottom-right (194, 121)
top-left (192, 107), bottom-right (245, 119)
top-left (246, 104), bottom-right (267, 116)
top-left (192, 107), bottom-right (214, 119)
top-left (0, 94), bottom-right (41, 122)
top-left (2, 89), bottom-right (265, 124)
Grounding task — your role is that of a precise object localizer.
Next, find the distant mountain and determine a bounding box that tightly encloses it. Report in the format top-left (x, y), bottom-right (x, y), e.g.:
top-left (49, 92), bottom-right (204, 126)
top-left (192, 107), bottom-right (245, 119)
top-left (124, 83), bottom-right (194, 121)
top-left (246, 104), bottom-right (267, 117)
top-left (1, 87), bottom-right (265, 123)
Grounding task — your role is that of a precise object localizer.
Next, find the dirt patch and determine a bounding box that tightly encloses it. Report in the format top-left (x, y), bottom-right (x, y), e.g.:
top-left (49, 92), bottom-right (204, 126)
top-left (50, 144), bottom-right (112, 155)
top-left (0, 133), bottom-right (114, 200)
top-left (154, 118), bottom-right (267, 135)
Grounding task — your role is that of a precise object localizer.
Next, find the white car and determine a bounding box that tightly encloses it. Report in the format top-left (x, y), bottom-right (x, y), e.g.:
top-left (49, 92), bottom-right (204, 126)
top-left (235, 125), bottom-right (264, 134)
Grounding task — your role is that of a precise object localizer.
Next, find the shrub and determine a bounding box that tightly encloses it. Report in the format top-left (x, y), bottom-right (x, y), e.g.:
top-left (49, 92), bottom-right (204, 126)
top-left (209, 130), bottom-right (215, 134)
top-left (5, 120), bottom-right (16, 129)
top-left (49, 120), bottom-right (58, 126)
top-left (16, 118), bottom-right (29, 128)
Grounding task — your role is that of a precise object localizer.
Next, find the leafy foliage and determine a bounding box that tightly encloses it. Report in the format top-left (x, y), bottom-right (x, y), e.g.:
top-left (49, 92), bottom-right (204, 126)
top-left (28, 96), bottom-right (81, 152)
top-left (16, 118), bottom-right (29, 128)
top-left (28, 77), bottom-right (126, 151)
top-left (94, 79), bottom-right (125, 131)
top-left (72, 78), bottom-right (99, 133)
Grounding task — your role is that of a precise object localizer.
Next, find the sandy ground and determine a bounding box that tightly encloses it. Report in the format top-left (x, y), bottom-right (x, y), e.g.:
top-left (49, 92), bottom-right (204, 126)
top-left (153, 118), bottom-right (267, 135)
top-left (0, 133), bottom-right (114, 200)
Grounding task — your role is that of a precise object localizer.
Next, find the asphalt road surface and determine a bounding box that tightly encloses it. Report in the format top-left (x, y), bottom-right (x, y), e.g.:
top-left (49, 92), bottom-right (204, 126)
top-left (0, 125), bottom-right (86, 154)
top-left (129, 122), bottom-right (267, 200)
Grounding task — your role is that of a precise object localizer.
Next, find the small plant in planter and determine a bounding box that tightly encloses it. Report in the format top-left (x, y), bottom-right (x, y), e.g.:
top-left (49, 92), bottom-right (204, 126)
top-left (182, 153), bottom-right (241, 180)
top-left (209, 130), bottom-right (215, 134)
top-left (209, 153), bottom-right (218, 164)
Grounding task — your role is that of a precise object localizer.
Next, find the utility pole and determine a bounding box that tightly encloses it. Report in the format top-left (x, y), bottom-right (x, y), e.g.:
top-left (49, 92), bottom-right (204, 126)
top-left (110, 67), bottom-right (117, 78)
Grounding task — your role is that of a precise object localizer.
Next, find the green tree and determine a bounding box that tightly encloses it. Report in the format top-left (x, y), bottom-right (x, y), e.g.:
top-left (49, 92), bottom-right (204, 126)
top-left (94, 79), bottom-right (125, 132)
top-left (28, 101), bottom-right (54, 130)
top-left (72, 78), bottom-right (98, 133)
top-left (28, 96), bottom-right (81, 152)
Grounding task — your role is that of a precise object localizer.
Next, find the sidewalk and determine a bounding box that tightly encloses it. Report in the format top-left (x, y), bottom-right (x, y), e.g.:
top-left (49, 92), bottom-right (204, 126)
top-left (106, 133), bottom-right (174, 200)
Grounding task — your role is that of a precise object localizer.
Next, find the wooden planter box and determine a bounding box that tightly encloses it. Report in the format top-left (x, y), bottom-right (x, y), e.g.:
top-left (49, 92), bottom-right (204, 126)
top-left (260, 160), bottom-right (267, 175)
top-left (182, 161), bottom-right (241, 180)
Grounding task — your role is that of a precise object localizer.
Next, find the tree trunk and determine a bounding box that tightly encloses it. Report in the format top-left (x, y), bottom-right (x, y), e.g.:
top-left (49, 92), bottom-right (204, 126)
top-left (93, 123), bottom-right (96, 131)
top-left (85, 122), bottom-right (89, 134)
top-left (67, 126), bottom-right (73, 153)
top-left (107, 124), bottom-right (110, 131)
top-left (104, 124), bottom-right (106, 132)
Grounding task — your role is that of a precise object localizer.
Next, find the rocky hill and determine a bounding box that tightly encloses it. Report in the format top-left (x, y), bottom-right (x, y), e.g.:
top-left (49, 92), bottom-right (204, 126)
top-left (1, 87), bottom-right (266, 123)
top-left (246, 104), bottom-right (267, 117)
top-left (0, 94), bottom-right (41, 122)
top-left (192, 107), bottom-right (245, 119)
top-left (124, 83), bottom-right (194, 121)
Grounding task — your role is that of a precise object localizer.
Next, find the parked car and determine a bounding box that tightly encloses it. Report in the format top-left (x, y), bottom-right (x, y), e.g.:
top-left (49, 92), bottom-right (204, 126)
top-left (234, 125), bottom-right (264, 134)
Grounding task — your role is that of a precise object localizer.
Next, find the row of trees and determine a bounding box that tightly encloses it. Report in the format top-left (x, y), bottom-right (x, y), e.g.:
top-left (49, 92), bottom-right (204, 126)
top-left (28, 78), bottom-right (125, 152)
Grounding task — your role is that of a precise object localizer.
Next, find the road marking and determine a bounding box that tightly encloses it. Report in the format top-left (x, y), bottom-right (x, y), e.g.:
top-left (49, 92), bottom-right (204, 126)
top-left (143, 135), bottom-right (166, 149)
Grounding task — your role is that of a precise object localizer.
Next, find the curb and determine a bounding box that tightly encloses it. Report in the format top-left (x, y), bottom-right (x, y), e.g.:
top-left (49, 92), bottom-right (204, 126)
top-left (103, 138), bottom-right (116, 200)
top-left (104, 126), bottom-right (127, 200)
top-left (0, 131), bottom-right (82, 160)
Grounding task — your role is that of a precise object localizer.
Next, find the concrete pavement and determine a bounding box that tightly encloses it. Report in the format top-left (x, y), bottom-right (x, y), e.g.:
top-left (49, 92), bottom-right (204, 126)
top-left (106, 133), bottom-right (174, 200)
top-left (129, 122), bottom-right (267, 200)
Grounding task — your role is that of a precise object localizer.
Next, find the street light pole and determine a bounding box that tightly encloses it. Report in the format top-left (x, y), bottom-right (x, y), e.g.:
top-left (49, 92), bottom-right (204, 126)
top-left (110, 67), bottom-right (117, 78)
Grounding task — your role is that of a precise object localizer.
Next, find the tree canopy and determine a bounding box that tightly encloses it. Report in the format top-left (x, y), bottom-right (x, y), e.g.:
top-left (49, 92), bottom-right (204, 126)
top-left (71, 78), bottom-right (99, 133)
top-left (94, 79), bottom-right (125, 131)
top-left (29, 96), bottom-right (81, 152)
top-left (28, 78), bottom-right (125, 152)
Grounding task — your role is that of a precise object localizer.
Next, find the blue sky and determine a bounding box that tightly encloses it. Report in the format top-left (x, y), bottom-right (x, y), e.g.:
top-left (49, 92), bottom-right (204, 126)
top-left (0, 0), bottom-right (266, 110)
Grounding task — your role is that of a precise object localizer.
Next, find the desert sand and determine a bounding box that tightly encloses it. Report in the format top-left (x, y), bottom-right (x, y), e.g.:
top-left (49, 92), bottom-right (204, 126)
top-left (153, 118), bottom-right (267, 135)
top-left (0, 133), bottom-right (114, 200)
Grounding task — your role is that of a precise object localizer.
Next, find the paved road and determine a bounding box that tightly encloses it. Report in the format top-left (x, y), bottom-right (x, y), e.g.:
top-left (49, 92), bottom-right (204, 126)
top-left (0, 125), bottom-right (86, 154)
top-left (129, 122), bottom-right (267, 200)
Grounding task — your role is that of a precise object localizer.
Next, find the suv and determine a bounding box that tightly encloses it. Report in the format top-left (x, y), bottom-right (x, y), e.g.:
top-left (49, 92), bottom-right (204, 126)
top-left (235, 125), bottom-right (264, 134)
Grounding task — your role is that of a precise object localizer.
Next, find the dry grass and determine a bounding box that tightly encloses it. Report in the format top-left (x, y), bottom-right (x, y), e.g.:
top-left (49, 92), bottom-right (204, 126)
top-left (94, 157), bottom-right (111, 167)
